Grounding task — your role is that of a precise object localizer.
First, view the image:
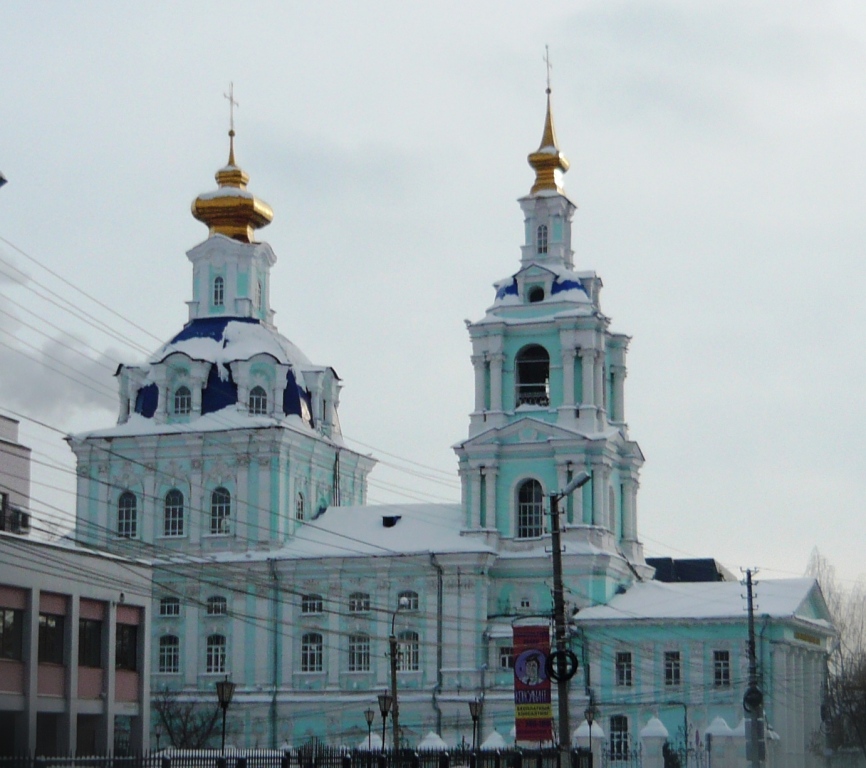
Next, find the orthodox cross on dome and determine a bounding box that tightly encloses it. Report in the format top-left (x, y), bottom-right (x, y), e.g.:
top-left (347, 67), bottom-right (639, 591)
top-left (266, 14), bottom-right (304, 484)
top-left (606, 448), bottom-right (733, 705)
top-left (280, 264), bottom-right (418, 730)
top-left (223, 82), bottom-right (239, 165)
top-left (544, 44), bottom-right (552, 94)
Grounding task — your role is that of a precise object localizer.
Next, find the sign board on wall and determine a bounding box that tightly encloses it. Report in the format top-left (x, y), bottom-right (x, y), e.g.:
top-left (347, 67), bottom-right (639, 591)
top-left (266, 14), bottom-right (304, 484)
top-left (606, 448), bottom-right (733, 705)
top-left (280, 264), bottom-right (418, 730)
top-left (513, 624), bottom-right (553, 743)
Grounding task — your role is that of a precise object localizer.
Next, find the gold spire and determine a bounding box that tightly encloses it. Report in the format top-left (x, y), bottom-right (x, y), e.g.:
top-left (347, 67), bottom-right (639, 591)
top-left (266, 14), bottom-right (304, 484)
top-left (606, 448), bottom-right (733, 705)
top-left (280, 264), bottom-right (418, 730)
top-left (527, 87), bottom-right (570, 196)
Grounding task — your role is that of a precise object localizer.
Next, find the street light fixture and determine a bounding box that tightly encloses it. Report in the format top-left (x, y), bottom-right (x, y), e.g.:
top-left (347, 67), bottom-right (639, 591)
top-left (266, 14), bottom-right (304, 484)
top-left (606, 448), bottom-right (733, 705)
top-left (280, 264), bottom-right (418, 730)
top-left (469, 698), bottom-right (482, 751)
top-left (549, 471), bottom-right (591, 761)
top-left (584, 706), bottom-right (594, 752)
top-left (378, 691), bottom-right (393, 751)
top-left (389, 596), bottom-right (410, 762)
top-left (155, 721), bottom-right (162, 751)
top-left (215, 674), bottom-right (236, 754)
top-left (365, 707), bottom-right (376, 751)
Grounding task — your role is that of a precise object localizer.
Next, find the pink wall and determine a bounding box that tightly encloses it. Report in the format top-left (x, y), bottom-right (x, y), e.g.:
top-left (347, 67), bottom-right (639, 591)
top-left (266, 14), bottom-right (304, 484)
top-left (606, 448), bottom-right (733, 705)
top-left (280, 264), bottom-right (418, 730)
top-left (115, 669), bottom-right (139, 702)
top-left (116, 605), bottom-right (140, 625)
top-left (79, 599), bottom-right (105, 621)
top-left (0, 659), bottom-right (24, 693)
top-left (37, 664), bottom-right (65, 696)
top-left (39, 592), bottom-right (67, 615)
top-left (0, 585), bottom-right (26, 610)
top-left (77, 667), bottom-right (104, 698)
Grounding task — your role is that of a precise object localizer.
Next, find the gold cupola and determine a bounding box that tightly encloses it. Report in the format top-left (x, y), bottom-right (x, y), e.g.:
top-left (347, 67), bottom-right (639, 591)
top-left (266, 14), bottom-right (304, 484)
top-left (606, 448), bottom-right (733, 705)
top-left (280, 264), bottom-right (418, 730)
top-left (191, 130), bottom-right (274, 243)
top-left (527, 88), bottom-right (570, 196)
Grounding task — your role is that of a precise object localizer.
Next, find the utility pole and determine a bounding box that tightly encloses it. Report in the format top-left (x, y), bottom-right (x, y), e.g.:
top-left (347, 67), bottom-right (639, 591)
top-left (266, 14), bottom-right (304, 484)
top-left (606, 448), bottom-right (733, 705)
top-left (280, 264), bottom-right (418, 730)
top-left (744, 568), bottom-right (764, 768)
top-left (549, 471), bottom-right (591, 764)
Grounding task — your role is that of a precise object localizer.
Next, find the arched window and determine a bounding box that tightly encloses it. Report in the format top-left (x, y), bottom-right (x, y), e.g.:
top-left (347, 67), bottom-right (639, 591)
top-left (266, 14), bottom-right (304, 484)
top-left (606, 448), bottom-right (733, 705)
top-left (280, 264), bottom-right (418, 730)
top-left (163, 489), bottom-right (184, 537)
top-left (173, 386), bottom-right (192, 415)
top-left (301, 594), bottom-right (323, 614)
top-left (210, 487), bottom-right (231, 535)
top-left (349, 592), bottom-right (370, 613)
top-left (610, 715), bottom-right (629, 761)
top-left (398, 590), bottom-right (419, 611)
top-left (206, 634), bottom-right (226, 673)
top-left (536, 224), bottom-right (548, 254)
top-left (517, 479), bottom-right (543, 538)
top-left (397, 630), bottom-right (419, 671)
top-left (515, 345), bottom-right (550, 406)
top-left (296, 492), bottom-right (305, 521)
top-left (213, 276), bottom-right (225, 307)
top-left (117, 491), bottom-right (137, 538)
top-left (527, 286), bottom-right (545, 303)
top-left (158, 635), bottom-right (180, 674)
top-left (301, 632), bottom-right (323, 672)
top-left (249, 386), bottom-right (268, 415)
top-left (348, 634), bottom-right (370, 672)
top-left (206, 595), bottom-right (228, 616)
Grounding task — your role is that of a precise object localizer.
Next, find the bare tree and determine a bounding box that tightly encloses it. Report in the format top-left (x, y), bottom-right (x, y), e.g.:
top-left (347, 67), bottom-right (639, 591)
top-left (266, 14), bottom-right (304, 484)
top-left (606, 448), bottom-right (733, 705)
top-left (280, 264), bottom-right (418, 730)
top-left (153, 686), bottom-right (221, 749)
top-left (806, 548), bottom-right (866, 760)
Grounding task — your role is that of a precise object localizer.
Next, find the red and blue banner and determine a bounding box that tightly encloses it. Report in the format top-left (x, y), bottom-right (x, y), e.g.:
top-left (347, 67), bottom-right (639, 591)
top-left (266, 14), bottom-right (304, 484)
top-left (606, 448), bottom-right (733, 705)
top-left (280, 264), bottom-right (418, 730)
top-left (513, 624), bottom-right (553, 743)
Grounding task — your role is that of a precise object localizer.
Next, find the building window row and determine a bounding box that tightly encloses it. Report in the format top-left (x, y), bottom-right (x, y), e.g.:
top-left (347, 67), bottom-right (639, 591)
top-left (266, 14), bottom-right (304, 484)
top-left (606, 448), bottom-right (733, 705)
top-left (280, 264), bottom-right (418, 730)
top-left (612, 648), bottom-right (731, 689)
top-left (116, 487), bottom-right (233, 539)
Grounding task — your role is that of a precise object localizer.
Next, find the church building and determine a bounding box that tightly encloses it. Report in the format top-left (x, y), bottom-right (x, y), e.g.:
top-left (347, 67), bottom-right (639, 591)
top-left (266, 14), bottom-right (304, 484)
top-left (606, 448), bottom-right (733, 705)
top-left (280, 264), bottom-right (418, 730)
top-left (66, 89), bottom-right (834, 765)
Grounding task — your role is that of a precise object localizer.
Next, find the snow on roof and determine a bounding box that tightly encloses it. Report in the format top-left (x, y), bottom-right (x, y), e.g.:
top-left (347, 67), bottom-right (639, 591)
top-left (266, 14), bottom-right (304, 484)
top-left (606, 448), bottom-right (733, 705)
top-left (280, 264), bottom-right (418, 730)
top-left (151, 317), bottom-right (313, 371)
top-left (156, 504), bottom-right (492, 564)
top-left (577, 578), bottom-right (832, 629)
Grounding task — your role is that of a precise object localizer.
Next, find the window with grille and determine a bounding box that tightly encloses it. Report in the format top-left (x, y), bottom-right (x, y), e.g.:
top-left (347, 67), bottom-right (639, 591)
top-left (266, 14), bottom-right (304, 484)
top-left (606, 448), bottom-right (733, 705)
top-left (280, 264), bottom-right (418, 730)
top-left (536, 224), bottom-right (548, 254)
top-left (159, 635), bottom-right (179, 673)
top-left (515, 345), bottom-right (550, 406)
top-left (296, 493), bottom-right (305, 520)
top-left (159, 597), bottom-right (180, 617)
top-left (610, 715), bottom-right (629, 761)
top-left (714, 650), bottom-right (731, 687)
top-left (174, 386), bottom-right (192, 415)
top-left (78, 618), bottom-right (102, 668)
top-left (210, 487), bottom-right (231, 535)
top-left (206, 634), bottom-right (226, 674)
top-left (213, 276), bottom-right (225, 307)
top-left (664, 651), bottom-right (681, 687)
top-left (348, 634), bottom-right (370, 672)
top-left (301, 595), bottom-right (323, 614)
top-left (0, 609), bottom-right (23, 661)
top-left (517, 479), bottom-right (544, 538)
top-left (615, 651), bottom-right (633, 687)
top-left (206, 596), bottom-right (228, 616)
top-left (301, 632), bottom-right (323, 672)
top-left (115, 624), bottom-right (138, 671)
top-left (249, 386), bottom-right (268, 415)
top-left (397, 630), bottom-right (419, 671)
top-left (499, 646), bottom-right (514, 669)
top-left (117, 491), bottom-right (137, 538)
top-left (398, 591), bottom-right (419, 611)
top-left (349, 592), bottom-right (370, 613)
top-left (164, 489), bottom-right (184, 537)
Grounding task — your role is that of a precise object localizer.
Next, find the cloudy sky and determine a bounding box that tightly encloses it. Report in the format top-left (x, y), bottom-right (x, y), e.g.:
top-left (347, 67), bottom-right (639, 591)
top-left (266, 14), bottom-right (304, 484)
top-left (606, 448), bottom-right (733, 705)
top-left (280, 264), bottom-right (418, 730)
top-left (2, 1), bottom-right (865, 587)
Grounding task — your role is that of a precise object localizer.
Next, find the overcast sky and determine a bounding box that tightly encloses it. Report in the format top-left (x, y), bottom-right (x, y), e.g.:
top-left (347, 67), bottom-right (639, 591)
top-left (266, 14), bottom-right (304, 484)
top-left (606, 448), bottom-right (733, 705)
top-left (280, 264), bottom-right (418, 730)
top-left (2, 1), bottom-right (865, 589)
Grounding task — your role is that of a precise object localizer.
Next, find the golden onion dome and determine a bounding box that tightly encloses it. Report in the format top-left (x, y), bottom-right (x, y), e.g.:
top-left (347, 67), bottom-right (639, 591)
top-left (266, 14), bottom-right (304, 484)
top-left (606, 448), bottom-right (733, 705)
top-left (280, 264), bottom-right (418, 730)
top-left (191, 130), bottom-right (273, 243)
top-left (527, 88), bottom-right (570, 196)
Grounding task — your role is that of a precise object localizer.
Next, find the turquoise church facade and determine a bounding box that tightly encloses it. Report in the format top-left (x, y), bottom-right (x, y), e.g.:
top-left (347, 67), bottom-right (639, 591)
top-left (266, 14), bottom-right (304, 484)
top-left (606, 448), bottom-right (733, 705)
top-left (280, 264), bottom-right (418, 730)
top-left (67, 93), bottom-right (834, 766)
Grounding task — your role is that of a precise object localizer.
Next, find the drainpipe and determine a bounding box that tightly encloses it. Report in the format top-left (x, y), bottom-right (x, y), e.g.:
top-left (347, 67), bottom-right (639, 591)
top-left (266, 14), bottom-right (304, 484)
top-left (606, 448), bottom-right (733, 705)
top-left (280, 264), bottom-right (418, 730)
top-left (269, 558), bottom-right (280, 747)
top-left (430, 553), bottom-right (444, 735)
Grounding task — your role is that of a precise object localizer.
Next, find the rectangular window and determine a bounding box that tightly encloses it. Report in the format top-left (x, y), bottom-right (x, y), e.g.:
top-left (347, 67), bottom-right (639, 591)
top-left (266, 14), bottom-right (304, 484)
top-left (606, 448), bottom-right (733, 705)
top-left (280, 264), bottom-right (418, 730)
top-left (713, 650), bottom-right (731, 687)
top-left (348, 593), bottom-right (370, 613)
top-left (115, 624), bottom-right (138, 671)
top-left (159, 597), bottom-right (181, 617)
top-left (0, 608), bottom-right (23, 661)
top-left (615, 651), bottom-right (633, 687)
top-left (348, 635), bottom-right (370, 672)
top-left (38, 614), bottom-right (65, 665)
top-left (159, 636), bottom-right (180, 674)
top-left (301, 633), bottom-right (323, 672)
top-left (499, 646), bottom-right (514, 670)
top-left (610, 715), bottom-right (629, 761)
top-left (301, 595), bottom-right (323, 614)
top-left (78, 618), bottom-right (103, 668)
top-left (664, 651), bottom-right (681, 687)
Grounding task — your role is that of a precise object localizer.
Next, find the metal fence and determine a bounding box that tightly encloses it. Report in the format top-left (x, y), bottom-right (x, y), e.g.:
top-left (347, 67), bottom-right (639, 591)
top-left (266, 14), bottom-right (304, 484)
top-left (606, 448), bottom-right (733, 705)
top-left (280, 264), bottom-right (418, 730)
top-left (0, 747), bottom-right (592, 768)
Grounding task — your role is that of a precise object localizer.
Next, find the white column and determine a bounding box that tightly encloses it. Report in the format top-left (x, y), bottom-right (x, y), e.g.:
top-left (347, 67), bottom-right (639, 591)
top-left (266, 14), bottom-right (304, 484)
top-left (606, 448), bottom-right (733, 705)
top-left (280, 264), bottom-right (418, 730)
top-left (593, 352), bottom-right (604, 410)
top-left (490, 353), bottom-right (504, 411)
top-left (484, 466), bottom-right (498, 529)
top-left (611, 364), bottom-right (626, 422)
top-left (472, 355), bottom-right (486, 412)
top-left (622, 477), bottom-right (637, 541)
top-left (579, 348), bottom-right (595, 429)
top-left (470, 469), bottom-right (482, 529)
top-left (592, 466), bottom-right (607, 528)
top-left (561, 347), bottom-right (575, 406)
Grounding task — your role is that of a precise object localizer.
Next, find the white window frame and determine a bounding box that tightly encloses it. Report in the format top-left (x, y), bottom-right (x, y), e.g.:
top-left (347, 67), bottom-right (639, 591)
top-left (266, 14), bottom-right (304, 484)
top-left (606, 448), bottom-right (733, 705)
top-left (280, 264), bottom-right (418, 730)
top-left (348, 634), bottom-right (370, 672)
top-left (516, 479), bottom-right (544, 538)
top-left (159, 597), bottom-right (180, 617)
top-left (301, 594), bottom-right (324, 615)
top-left (301, 632), bottom-right (323, 672)
top-left (163, 489), bottom-right (185, 537)
top-left (249, 385), bottom-right (268, 415)
top-left (713, 649), bottom-right (731, 687)
top-left (173, 386), bottom-right (192, 415)
top-left (205, 634), bottom-right (226, 674)
top-left (159, 635), bottom-right (180, 673)
top-left (615, 651), bottom-right (633, 687)
top-left (213, 276), bottom-right (225, 307)
top-left (117, 491), bottom-right (137, 539)
top-left (210, 487), bottom-right (231, 535)
top-left (206, 596), bottom-right (228, 616)
top-left (349, 592), bottom-right (370, 613)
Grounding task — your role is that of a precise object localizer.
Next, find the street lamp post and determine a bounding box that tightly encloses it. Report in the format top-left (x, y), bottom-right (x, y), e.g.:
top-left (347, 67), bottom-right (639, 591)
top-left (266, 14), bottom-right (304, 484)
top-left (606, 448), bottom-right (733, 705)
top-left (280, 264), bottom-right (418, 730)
top-left (365, 707), bottom-right (376, 751)
top-left (389, 597), bottom-right (410, 763)
top-left (469, 698), bottom-right (482, 751)
top-left (155, 721), bottom-right (162, 751)
top-left (549, 471), bottom-right (591, 762)
top-left (378, 691), bottom-right (393, 752)
top-left (215, 675), bottom-right (236, 754)
top-left (584, 707), bottom-right (594, 756)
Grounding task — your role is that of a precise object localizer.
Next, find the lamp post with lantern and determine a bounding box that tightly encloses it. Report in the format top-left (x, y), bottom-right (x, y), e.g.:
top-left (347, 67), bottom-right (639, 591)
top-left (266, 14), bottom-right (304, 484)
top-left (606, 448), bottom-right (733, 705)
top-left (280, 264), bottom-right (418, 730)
top-left (469, 698), bottom-right (482, 751)
top-left (365, 707), bottom-right (376, 751)
top-left (215, 675), bottom-right (236, 754)
top-left (377, 691), bottom-right (393, 751)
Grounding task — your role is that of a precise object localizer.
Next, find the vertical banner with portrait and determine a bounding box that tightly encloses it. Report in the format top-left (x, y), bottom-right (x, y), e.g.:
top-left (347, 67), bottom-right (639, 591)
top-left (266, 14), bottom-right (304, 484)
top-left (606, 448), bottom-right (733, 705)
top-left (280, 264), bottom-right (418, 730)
top-left (513, 624), bottom-right (553, 742)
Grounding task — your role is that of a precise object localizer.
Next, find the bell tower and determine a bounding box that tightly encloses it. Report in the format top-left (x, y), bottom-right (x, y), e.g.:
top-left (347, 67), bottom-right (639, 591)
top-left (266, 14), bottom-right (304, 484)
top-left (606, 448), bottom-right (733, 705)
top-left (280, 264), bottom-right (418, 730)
top-left (454, 85), bottom-right (651, 605)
